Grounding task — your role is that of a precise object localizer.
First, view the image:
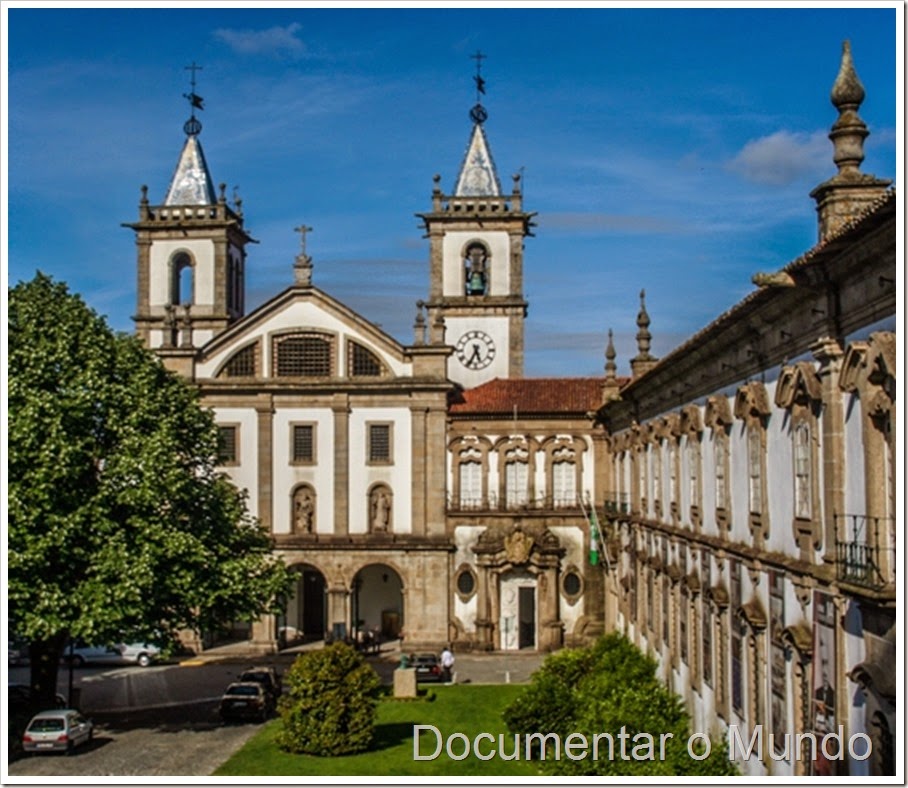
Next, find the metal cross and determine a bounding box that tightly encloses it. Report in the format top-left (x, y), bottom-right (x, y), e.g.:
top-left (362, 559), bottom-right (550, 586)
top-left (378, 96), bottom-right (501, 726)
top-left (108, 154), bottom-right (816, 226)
top-left (185, 61), bottom-right (203, 92)
top-left (294, 225), bottom-right (314, 256)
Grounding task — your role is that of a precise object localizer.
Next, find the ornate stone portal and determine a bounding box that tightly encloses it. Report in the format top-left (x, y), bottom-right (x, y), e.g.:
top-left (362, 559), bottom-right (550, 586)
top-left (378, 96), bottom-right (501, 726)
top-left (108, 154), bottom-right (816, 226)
top-left (472, 524), bottom-right (565, 651)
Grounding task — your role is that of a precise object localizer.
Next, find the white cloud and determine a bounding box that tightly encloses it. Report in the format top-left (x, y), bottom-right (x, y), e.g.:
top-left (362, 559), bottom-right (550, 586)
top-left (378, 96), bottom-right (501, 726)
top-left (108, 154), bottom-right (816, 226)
top-left (213, 23), bottom-right (306, 58)
top-left (726, 130), bottom-right (829, 186)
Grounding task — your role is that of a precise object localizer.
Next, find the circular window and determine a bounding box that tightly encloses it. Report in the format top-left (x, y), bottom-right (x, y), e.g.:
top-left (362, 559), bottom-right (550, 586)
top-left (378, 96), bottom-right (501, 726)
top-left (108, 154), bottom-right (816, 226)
top-left (457, 570), bottom-right (476, 596)
top-left (563, 571), bottom-right (582, 596)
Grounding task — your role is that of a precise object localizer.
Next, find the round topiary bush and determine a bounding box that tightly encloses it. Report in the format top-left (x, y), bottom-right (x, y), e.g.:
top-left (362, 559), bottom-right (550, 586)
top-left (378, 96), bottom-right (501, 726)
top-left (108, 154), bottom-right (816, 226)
top-left (276, 641), bottom-right (382, 756)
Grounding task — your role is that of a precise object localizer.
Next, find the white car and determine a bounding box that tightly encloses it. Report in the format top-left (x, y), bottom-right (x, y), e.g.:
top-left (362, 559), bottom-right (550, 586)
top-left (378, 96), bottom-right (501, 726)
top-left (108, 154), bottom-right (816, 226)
top-left (22, 709), bottom-right (93, 755)
top-left (65, 642), bottom-right (160, 668)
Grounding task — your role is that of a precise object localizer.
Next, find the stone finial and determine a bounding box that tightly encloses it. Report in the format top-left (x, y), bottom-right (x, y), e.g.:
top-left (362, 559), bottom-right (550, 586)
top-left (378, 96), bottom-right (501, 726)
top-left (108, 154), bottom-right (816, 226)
top-left (605, 329), bottom-right (617, 380)
top-left (293, 225), bottom-right (314, 286)
top-left (631, 289), bottom-right (658, 379)
top-left (413, 300), bottom-right (426, 346)
top-left (810, 41), bottom-right (891, 241)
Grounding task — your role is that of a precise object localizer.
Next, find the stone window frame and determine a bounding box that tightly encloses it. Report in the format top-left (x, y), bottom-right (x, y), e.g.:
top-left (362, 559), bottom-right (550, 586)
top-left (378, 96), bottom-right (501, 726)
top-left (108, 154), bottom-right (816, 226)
top-left (541, 435), bottom-right (586, 510)
top-left (560, 564), bottom-right (584, 606)
top-left (734, 382), bottom-right (771, 546)
top-left (705, 396), bottom-right (733, 535)
top-left (216, 423), bottom-right (240, 466)
top-left (649, 426), bottom-right (663, 519)
top-left (367, 482), bottom-right (393, 534)
top-left (291, 483), bottom-right (316, 535)
top-left (347, 339), bottom-right (388, 378)
top-left (679, 405), bottom-right (703, 530)
top-left (775, 362), bottom-right (823, 559)
top-left (462, 239), bottom-right (492, 297)
top-left (494, 435), bottom-right (536, 509)
top-left (216, 340), bottom-right (260, 379)
top-left (289, 421), bottom-right (317, 465)
top-left (366, 421), bottom-right (394, 466)
top-left (454, 563), bottom-right (478, 602)
top-left (700, 552), bottom-right (714, 690)
top-left (839, 332), bottom-right (896, 578)
top-left (450, 436), bottom-right (492, 509)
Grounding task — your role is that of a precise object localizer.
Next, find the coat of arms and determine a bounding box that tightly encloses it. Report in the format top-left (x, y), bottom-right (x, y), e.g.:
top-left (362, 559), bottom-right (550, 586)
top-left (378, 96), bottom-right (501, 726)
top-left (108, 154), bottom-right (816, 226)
top-left (504, 528), bottom-right (534, 565)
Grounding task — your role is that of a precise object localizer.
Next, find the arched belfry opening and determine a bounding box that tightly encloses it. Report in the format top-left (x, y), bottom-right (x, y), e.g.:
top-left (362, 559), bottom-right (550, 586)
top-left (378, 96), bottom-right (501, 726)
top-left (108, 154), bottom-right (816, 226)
top-left (464, 241), bottom-right (490, 296)
top-left (170, 251), bottom-right (194, 306)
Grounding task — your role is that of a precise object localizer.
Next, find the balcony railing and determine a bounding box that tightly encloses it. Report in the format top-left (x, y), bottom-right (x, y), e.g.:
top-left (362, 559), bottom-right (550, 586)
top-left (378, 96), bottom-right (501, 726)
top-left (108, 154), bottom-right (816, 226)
top-left (604, 493), bottom-right (631, 517)
top-left (447, 493), bottom-right (582, 513)
top-left (835, 514), bottom-right (895, 590)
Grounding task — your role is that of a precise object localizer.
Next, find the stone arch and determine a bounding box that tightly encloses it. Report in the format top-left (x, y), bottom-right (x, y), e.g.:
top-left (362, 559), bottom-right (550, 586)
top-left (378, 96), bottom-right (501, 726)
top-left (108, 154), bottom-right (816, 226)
top-left (351, 562), bottom-right (405, 641)
top-left (168, 249), bottom-right (195, 306)
top-left (449, 435), bottom-right (493, 509)
top-left (462, 238), bottom-right (491, 296)
top-left (280, 561), bottom-right (328, 646)
top-left (539, 435), bottom-right (588, 509)
top-left (493, 434), bottom-right (537, 509)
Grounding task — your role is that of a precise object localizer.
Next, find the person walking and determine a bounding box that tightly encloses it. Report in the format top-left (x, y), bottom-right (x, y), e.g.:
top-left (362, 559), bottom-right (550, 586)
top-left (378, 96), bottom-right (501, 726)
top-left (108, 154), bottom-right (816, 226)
top-left (440, 645), bottom-right (455, 684)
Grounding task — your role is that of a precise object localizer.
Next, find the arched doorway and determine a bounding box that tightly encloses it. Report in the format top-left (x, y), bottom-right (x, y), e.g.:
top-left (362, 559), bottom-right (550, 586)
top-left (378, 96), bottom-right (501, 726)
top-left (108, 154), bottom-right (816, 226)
top-left (352, 564), bottom-right (404, 644)
top-left (281, 564), bottom-right (327, 647)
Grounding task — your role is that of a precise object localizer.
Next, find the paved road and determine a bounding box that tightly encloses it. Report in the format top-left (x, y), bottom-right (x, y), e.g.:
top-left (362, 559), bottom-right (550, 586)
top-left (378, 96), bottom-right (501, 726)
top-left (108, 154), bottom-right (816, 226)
top-left (6, 648), bottom-right (545, 778)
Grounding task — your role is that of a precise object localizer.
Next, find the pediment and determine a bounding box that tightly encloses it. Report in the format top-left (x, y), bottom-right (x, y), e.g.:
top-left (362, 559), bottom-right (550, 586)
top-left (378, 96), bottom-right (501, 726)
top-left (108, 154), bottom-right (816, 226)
top-left (195, 285), bottom-right (411, 380)
top-left (775, 362), bottom-right (822, 409)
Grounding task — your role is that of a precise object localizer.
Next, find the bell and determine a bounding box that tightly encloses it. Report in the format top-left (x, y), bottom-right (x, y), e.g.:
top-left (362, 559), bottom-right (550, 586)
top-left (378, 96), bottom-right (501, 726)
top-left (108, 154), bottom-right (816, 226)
top-left (467, 270), bottom-right (486, 295)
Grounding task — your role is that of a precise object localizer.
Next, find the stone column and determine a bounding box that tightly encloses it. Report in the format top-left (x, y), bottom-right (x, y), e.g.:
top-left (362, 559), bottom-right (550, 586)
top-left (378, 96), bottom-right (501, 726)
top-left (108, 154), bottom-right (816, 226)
top-left (425, 406), bottom-right (449, 536)
top-left (250, 615), bottom-right (277, 655)
top-left (327, 585), bottom-right (350, 639)
top-left (474, 562), bottom-right (494, 650)
top-left (410, 405), bottom-right (427, 536)
top-left (256, 396), bottom-right (274, 530)
top-left (333, 395), bottom-right (350, 535)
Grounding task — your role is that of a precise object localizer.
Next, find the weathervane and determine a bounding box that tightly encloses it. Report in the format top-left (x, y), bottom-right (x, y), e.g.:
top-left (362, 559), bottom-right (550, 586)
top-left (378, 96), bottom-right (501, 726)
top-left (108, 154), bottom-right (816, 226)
top-left (182, 61), bottom-right (204, 136)
top-left (470, 50), bottom-right (488, 125)
top-left (293, 225), bottom-right (314, 286)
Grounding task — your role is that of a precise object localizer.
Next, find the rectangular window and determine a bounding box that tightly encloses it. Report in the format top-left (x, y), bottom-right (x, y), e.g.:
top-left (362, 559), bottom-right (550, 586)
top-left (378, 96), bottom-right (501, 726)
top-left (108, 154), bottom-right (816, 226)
top-left (701, 552), bottom-right (713, 686)
top-left (459, 462), bottom-right (483, 508)
top-left (715, 435), bottom-right (728, 510)
top-left (552, 462), bottom-right (576, 508)
top-left (505, 462), bottom-right (529, 508)
top-left (217, 425), bottom-right (239, 465)
top-left (291, 424), bottom-right (315, 464)
top-left (367, 423), bottom-right (392, 464)
top-left (794, 424), bottom-right (812, 519)
top-left (688, 441), bottom-right (700, 508)
top-left (748, 428), bottom-right (763, 513)
top-left (730, 559), bottom-right (744, 714)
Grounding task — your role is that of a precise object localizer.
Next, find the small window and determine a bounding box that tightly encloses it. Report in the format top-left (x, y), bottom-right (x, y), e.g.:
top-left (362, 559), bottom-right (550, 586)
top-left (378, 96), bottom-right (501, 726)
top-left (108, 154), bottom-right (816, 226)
top-left (221, 344), bottom-right (257, 378)
top-left (794, 423), bottom-right (812, 519)
top-left (748, 428), bottom-right (763, 514)
top-left (292, 424), bottom-right (315, 464)
top-left (563, 572), bottom-right (581, 596)
top-left (349, 341), bottom-right (383, 377)
top-left (217, 425), bottom-right (238, 465)
top-left (367, 423), bottom-right (392, 464)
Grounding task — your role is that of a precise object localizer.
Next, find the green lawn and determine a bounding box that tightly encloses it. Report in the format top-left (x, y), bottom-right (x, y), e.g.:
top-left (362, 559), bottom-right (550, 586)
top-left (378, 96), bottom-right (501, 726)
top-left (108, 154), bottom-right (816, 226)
top-left (214, 684), bottom-right (542, 777)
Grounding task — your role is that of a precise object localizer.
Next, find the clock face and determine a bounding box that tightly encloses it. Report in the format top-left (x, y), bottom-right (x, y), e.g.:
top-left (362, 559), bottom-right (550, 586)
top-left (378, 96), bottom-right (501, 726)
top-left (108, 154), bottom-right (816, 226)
top-left (455, 330), bottom-right (496, 370)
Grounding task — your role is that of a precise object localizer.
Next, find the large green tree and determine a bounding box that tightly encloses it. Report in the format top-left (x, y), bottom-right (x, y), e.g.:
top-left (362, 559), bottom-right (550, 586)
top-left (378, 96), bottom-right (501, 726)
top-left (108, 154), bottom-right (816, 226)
top-left (8, 273), bottom-right (291, 701)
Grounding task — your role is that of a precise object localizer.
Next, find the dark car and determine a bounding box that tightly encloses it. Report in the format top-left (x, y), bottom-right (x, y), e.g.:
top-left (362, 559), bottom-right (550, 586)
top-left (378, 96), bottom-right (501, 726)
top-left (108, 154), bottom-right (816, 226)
top-left (9, 684), bottom-right (67, 714)
top-left (412, 653), bottom-right (443, 683)
top-left (219, 682), bottom-right (273, 723)
top-left (238, 666), bottom-right (282, 703)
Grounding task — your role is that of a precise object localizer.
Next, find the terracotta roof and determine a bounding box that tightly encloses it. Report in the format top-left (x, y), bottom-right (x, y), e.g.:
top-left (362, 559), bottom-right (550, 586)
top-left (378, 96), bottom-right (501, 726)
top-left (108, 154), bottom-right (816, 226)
top-left (449, 377), bottom-right (623, 416)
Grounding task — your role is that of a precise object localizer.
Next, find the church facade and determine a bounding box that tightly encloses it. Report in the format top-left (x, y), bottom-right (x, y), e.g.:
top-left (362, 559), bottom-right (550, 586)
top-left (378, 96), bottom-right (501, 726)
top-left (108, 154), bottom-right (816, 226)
top-left (127, 83), bottom-right (609, 655)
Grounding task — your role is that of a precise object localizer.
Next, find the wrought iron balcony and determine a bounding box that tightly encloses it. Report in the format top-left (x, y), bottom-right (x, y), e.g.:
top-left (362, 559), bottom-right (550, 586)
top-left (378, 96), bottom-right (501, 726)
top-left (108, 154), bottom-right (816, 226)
top-left (835, 514), bottom-right (895, 590)
top-left (447, 493), bottom-right (582, 514)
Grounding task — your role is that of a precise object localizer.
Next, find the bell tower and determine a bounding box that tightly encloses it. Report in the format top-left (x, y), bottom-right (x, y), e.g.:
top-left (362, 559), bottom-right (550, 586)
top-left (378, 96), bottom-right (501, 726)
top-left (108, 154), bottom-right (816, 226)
top-left (127, 63), bottom-right (254, 358)
top-left (417, 53), bottom-right (535, 388)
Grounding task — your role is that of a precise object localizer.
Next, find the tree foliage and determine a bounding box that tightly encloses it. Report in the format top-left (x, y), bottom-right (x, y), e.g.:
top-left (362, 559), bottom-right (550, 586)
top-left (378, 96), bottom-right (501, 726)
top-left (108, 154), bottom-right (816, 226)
top-left (8, 274), bottom-right (291, 698)
top-left (277, 642), bottom-right (382, 756)
top-left (503, 633), bottom-right (737, 776)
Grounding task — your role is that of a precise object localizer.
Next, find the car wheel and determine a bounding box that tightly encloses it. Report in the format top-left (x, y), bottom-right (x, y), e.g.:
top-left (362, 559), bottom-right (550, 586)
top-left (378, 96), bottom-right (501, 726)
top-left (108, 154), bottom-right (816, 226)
top-left (137, 653), bottom-right (151, 668)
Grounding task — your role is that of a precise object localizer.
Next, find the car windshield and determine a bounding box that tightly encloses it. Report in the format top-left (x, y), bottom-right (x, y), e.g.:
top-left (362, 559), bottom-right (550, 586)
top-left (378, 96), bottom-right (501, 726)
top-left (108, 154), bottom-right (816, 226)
top-left (225, 685), bottom-right (260, 696)
top-left (28, 718), bottom-right (65, 732)
top-left (240, 672), bottom-right (268, 682)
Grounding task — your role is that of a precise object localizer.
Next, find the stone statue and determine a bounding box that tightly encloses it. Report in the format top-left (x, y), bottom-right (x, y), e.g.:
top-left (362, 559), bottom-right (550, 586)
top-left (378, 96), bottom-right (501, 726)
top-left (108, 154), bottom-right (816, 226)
top-left (371, 488), bottom-right (391, 532)
top-left (294, 488), bottom-right (315, 533)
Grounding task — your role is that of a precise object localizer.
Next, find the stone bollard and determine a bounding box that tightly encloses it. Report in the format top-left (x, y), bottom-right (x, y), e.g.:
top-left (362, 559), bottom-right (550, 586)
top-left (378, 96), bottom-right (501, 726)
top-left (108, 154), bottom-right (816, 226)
top-left (394, 667), bottom-right (417, 698)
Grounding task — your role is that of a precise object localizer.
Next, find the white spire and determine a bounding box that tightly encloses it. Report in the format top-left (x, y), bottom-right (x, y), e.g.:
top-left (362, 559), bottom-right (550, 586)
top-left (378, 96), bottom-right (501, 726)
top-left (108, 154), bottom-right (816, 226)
top-left (454, 123), bottom-right (502, 197)
top-left (164, 134), bottom-right (217, 206)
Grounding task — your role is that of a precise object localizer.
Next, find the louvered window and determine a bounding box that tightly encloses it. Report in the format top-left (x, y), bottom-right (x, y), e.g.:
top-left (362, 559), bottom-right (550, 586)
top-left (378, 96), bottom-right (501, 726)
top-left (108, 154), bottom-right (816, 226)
top-left (368, 423), bottom-right (392, 464)
top-left (292, 424), bottom-right (314, 463)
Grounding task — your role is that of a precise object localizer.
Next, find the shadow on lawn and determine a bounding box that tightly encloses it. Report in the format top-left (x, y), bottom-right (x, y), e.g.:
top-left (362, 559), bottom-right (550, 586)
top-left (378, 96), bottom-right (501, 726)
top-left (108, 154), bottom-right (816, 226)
top-left (372, 721), bottom-right (417, 750)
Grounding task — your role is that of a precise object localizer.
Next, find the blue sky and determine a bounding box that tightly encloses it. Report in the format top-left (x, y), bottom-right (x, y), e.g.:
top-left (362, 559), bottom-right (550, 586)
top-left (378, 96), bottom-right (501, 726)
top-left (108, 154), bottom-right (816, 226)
top-left (5, 3), bottom-right (900, 377)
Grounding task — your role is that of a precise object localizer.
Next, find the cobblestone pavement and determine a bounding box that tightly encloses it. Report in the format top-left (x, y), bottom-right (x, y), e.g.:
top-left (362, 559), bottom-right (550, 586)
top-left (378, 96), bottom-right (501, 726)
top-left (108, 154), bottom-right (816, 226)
top-left (6, 649), bottom-right (546, 778)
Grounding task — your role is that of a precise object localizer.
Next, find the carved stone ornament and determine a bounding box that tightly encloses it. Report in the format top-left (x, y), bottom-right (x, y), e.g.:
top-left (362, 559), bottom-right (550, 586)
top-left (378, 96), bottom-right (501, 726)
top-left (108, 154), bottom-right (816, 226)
top-left (504, 528), bottom-right (535, 565)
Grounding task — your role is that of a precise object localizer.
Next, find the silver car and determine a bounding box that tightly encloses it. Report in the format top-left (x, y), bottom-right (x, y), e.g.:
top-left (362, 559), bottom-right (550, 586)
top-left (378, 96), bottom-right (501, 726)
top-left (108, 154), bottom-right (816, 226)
top-left (22, 710), bottom-right (93, 755)
top-left (65, 642), bottom-right (160, 668)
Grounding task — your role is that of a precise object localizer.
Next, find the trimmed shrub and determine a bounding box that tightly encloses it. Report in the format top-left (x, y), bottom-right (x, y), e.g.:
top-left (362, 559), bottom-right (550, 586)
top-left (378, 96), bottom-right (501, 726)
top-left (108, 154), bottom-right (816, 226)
top-left (503, 633), bottom-right (737, 776)
top-left (277, 642), bottom-right (382, 756)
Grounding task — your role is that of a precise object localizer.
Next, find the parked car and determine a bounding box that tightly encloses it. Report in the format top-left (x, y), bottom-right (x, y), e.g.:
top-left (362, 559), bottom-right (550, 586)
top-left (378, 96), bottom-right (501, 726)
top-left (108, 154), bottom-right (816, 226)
top-left (412, 653), bottom-right (443, 683)
top-left (63, 642), bottom-right (160, 668)
top-left (22, 710), bottom-right (93, 755)
top-left (8, 683), bottom-right (67, 714)
top-left (8, 640), bottom-right (29, 666)
top-left (237, 666), bottom-right (282, 703)
top-left (219, 682), bottom-right (274, 723)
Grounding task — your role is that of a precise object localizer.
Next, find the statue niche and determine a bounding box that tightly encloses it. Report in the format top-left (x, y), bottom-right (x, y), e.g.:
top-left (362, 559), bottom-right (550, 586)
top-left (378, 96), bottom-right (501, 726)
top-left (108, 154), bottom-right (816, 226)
top-left (293, 485), bottom-right (316, 534)
top-left (369, 485), bottom-right (393, 533)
